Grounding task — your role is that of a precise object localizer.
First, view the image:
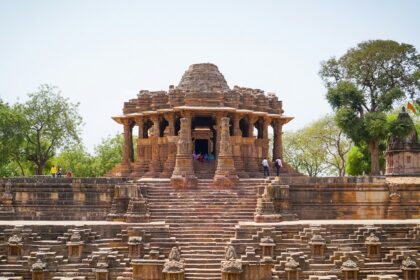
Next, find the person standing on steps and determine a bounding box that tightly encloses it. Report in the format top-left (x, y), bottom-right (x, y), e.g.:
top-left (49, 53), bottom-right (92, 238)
top-left (274, 157), bottom-right (283, 177)
top-left (262, 158), bottom-right (270, 177)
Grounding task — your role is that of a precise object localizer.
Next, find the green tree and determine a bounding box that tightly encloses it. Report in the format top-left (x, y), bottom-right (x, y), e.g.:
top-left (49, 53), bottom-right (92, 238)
top-left (91, 134), bottom-right (124, 176)
top-left (53, 145), bottom-right (95, 177)
top-left (320, 40), bottom-right (420, 174)
top-left (283, 115), bottom-right (352, 177)
top-left (283, 127), bottom-right (327, 177)
top-left (16, 85), bottom-right (83, 175)
top-left (0, 99), bottom-right (25, 176)
top-left (311, 115), bottom-right (352, 176)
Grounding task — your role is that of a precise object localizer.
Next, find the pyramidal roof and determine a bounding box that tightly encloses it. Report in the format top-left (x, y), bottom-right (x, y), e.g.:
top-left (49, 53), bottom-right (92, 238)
top-left (177, 63), bottom-right (230, 92)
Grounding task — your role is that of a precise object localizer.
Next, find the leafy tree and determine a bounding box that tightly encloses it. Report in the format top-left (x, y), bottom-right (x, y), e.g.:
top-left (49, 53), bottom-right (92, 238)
top-left (346, 146), bottom-right (370, 175)
top-left (0, 100), bottom-right (25, 176)
top-left (15, 85), bottom-right (83, 175)
top-left (283, 130), bottom-right (326, 177)
top-left (283, 115), bottom-right (352, 177)
top-left (52, 145), bottom-right (95, 177)
top-left (320, 40), bottom-right (420, 174)
top-left (311, 115), bottom-right (352, 176)
top-left (91, 134), bottom-right (124, 176)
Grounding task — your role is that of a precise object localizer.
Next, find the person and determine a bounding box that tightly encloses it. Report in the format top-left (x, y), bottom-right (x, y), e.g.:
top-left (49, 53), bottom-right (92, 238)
top-left (66, 170), bottom-right (73, 177)
top-left (57, 166), bottom-right (62, 177)
top-left (262, 158), bottom-right (270, 177)
top-left (197, 153), bottom-right (204, 162)
top-left (192, 151), bottom-right (198, 160)
top-left (208, 153), bottom-right (215, 160)
top-left (204, 153), bottom-right (209, 161)
top-left (50, 165), bottom-right (57, 178)
top-left (274, 157), bottom-right (283, 176)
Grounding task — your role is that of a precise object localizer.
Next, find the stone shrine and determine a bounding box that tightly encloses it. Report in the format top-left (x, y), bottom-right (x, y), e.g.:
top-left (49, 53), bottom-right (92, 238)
top-left (110, 63), bottom-right (294, 186)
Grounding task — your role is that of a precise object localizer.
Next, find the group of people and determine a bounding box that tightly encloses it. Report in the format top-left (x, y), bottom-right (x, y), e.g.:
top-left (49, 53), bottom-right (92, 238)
top-left (192, 151), bottom-right (215, 162)
top-left (50, 165), bottom-right (72, 177)
top-left (261, 157), bottom-right (283, 177)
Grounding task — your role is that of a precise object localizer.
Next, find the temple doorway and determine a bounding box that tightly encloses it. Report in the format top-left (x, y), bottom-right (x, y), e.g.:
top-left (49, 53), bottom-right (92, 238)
top-left (195, 139), bottom-right (208, 154)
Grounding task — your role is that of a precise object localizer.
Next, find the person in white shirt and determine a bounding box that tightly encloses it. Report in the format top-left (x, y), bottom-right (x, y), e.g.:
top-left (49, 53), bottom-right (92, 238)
top-left (274, 157), bottom-right (283, 176)
top-left (262, 158), bottom-right (270, 177)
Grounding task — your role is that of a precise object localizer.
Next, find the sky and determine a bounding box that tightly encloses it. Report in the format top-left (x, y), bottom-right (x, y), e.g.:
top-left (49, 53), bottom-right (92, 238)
top-left (0, 0), bottom-right (419, 152)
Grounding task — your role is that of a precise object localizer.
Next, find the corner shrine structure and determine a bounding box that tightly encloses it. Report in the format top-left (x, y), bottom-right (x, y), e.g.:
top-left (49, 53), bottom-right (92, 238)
top-left (0, 63), bottom-right (419, 280)
top-left (111, 63), bottom-right (294, 187)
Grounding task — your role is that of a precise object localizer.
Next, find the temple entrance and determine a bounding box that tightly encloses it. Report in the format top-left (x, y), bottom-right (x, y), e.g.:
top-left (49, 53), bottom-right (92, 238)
top-left (195, 139), bottom-right (208, 154)
top-left (192, 116), bottom-right (217, 178)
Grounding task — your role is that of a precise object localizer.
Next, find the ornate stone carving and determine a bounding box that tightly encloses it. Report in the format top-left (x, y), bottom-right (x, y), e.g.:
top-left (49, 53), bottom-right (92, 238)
top-left (221, 245), bottom-right (242, 273)
top-left (163, 247), bottom-right (184, 273)
top-left (401, 256), bottom-right (417, 269)
top-left (213, 117), bottom-right (238, 187)
top-left (171, 117), bottom-right (197, 188)
top-left (8, 235), bottom-right (22, 244)
top-left (341, 259), bottom-right (358, 269)
top-left (285, 258), bottom-right (299, 269)
top-left (31, 259), bottom-right (47, 271)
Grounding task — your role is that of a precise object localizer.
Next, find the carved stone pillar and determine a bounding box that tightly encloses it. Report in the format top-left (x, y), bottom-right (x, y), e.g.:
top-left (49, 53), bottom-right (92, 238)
top-left (273, 119), bottom-right (283, 160)
top-left (232, 114), bottom-right (248, 178)
top-left (262, 117), bottom-right (271, 160)
top-left (131, 116), bottom-right (146, 177)
top-left (161, 113), bottom-right (177, 178)
top-left (121, 119), bottom-right (134, 176)
top-left (171, 117), bottom-right (197, 188)
top-left (213, 117), bottom-right (238, 188)
top-left (245, 115), bottom-right (260, 176)
top-left (233, 114), bottom-right (241, 137)
top-left (145, 115), bottom-right (162, 177)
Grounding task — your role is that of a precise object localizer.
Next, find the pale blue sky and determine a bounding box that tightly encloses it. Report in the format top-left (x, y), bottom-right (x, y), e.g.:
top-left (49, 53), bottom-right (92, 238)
top-left (1, 0), bottom-right (419, 152)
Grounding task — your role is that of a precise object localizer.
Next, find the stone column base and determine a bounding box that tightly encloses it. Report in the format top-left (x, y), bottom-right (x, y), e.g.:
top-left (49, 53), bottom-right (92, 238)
top-left (171, 175), bottom-right (197, 189)
top-left (163, 271), bottom-right (184, 280)
top-left (213, 175), bottom-right (238, 188)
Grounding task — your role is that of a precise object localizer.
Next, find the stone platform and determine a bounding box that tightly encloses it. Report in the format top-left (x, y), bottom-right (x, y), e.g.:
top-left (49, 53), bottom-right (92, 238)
top-left (0, 176), bottom-right (419, 280)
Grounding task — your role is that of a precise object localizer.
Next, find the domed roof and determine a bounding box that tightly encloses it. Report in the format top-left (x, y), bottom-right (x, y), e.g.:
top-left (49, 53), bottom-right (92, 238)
top-left (177, 63), bottom-right (230, 92)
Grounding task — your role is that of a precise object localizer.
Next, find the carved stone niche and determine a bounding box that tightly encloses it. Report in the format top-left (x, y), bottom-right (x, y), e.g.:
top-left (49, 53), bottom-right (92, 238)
top-left (364, 232), bottom-right (381, 261)
top-left (31, 259), bottom-right (46, 280)
top-left (259, 236), bottom-right (275, 259)
top-left (309, 235), bottom-right (326, 259)
top-left (284, 258), bottom-right (300, 280)
top-left (66, 231), bottom-right (84, 261)
top-left (221, 245), bottom-right (242, 280)
top-left (340, 259), bottom-right (359, 280)
top-left (401, 256), bottom-right (418, 280)
top-left (162, 247), bottom-right (184, 280)
top-left (7, 234), bottom-right (23, 262)
top-left (128, 236), bottom-right (143, 258)
top-left (94, 252), bottom-right (111, 280)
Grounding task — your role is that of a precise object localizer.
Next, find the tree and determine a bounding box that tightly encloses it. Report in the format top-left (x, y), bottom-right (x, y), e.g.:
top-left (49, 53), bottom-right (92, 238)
top-left (0, 99), bottom-right (25, 176)
top-left (15, 85), bottom-right (82, 175)
top-left (53, 145), bottom-right (95, 177)
top-left (283, 115), bottom-right (352, 177)
top-left (91, 134), bottom-right (124, 176)
top-left (311, 115), bottom-right (352, 176)
top-left (283, 129), bottom-right (327, 177)
top-left (320, 40), bottom-right (420, 174)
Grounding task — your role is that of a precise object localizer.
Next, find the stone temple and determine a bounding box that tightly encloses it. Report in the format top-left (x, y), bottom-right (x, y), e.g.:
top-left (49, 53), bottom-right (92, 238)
top-left (110, 63), bottom-right (295, 187)
top-left (0, 63), bottom-right (419, 280)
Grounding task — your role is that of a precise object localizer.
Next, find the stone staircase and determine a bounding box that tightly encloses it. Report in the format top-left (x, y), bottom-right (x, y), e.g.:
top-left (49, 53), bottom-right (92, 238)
top-left (146, 179), bottom-right (262, 280)
top-left (193, 161), bottom-right (216, 179)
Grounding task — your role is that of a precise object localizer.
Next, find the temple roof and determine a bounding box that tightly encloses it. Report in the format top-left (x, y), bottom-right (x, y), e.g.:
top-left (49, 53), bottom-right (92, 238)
top-left (177, 63), bottom-right (230, 92)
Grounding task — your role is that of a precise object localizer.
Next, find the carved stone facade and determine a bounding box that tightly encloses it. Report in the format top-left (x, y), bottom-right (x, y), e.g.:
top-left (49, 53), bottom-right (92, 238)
top-left (385, 108), bottom-right (420, 175)
top-left (111, 63), bottom-right (294, 180)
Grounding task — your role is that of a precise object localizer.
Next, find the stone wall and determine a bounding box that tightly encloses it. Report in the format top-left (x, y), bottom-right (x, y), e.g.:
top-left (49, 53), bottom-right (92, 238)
top-left (0, 177), bottom-right (126, 220)
top-left (266, 176), bottom-right (420, 220)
